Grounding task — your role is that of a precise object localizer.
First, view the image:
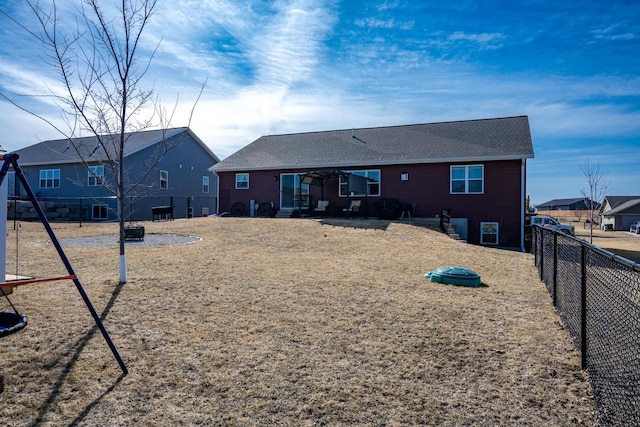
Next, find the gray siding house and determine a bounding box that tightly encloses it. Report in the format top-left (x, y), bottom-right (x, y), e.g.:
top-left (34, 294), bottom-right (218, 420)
top-left (8, 127), bottom-right (219, 221)
top-left (210, 116), bottom-right (534, 249)
top-left (600, 196), bottom-right (640, 230)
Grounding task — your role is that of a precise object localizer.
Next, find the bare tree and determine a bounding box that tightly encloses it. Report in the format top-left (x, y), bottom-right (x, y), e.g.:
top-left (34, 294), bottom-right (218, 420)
top-left (580, 160), bottom-right (609, 244)
top-left (2, 0), bottom-right (202, 284)
top-left (572, 208), bottom-right (585, 223)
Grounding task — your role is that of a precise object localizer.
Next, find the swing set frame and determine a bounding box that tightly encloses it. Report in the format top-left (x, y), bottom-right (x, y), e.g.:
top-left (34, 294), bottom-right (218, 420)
top-left (0, 152), bottom-right (127, 375)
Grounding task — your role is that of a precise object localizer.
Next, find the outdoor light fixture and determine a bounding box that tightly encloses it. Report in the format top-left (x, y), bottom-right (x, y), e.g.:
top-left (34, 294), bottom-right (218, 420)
top-left (401, 172), bottom-right (409, 181)
top-left (273, 175), bottom-right (278, 181)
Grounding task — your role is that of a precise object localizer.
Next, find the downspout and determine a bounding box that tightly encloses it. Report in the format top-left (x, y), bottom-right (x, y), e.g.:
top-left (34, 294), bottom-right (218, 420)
top-left (213, 170), bottom-right (220, 215)
top-left (520, 158), bottom-right (525, 252)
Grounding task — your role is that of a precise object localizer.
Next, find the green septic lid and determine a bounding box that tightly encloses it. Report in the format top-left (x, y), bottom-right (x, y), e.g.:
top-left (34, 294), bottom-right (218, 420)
top-left (433, 266), bottom-right (480, 278)
top-left (424, 266), bottom-right (482, 287)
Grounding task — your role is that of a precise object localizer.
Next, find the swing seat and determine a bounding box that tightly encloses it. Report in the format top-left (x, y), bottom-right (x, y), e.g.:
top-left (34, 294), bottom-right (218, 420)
top-left (0, 312), bottom-right (28, 338)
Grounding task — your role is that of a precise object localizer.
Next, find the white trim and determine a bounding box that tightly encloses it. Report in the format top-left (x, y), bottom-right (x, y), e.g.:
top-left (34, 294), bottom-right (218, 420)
top-left (521, 158), bottom-right (526, 252)
top-left (160, 170), bottom-right (169, 189)
top-left (39, 168), bottom-right (61, 188)
top-left (450, 164), bottom-right (484, 194)
top-left (480, 222), bottom-right (499, 245)
top-left (235, 173), bottom-right (249, 189)
top-left (338, 169), bottom-right (381, 197)
top-left (202, 176), bottom-right (210, 193)
top-left (88, 165), bottom-right (105, 186)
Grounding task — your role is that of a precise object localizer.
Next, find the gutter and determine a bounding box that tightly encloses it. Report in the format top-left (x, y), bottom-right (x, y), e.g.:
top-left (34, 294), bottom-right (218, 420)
top-left (210, 154), bottom-right (535, 173)
top-left (521, 158), bottom-right (526, 253)
top-left (213, 170), bottom-right (220, 215)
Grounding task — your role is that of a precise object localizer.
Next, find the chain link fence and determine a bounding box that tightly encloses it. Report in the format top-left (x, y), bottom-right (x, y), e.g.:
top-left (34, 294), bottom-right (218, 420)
top-left (7, 195), bottom-right (217, 223)
top-left (532, 226), bottom-right (640, 426)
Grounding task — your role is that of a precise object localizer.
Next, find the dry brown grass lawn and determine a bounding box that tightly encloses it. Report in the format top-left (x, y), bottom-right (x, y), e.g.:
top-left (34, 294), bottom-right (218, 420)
top-left (573, 224), bottom-right (640, 264)
top-left (1, 218), bottom-right (599, 426)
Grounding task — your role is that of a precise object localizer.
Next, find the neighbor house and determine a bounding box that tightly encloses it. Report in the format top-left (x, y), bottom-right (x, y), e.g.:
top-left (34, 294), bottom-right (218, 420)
top-left (210, 116), bottom-right (534, 248)
top-left (599, 196), bottom-right (640, 230)
top-left (8, 127), bottom-right (219, 221)
top-left (535, 198), bottom-right (600, 211)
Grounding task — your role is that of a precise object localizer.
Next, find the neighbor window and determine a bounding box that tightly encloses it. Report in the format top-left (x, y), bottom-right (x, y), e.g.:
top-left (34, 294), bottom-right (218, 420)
top-left (88, 165), bottom-right (104, 186)
top-left (92, 204), bottom-right (108, 220)
top-left (339, 170), bottom-right (381, 196)
top-left (451, 165), bottom-right (483, 194)
top-left (236, 173), bottom-right (249, 189)
top-left (39, 169), bottom-right (60, 188)
top-left (160, 170), bottom-right (169, 189)
top-left (202, 176), bottom-right (210, 193)
top-left (480, 222), bottom-right (499, 245)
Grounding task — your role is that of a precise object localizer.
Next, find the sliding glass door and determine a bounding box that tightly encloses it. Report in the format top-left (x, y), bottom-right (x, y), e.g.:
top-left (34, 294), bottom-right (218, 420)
top-left (280, 173), bottom-right (309, 210)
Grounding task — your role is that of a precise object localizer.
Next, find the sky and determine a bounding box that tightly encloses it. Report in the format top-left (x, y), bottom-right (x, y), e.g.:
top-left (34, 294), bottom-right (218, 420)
top-left (0, 0), bottom-right (639, 206)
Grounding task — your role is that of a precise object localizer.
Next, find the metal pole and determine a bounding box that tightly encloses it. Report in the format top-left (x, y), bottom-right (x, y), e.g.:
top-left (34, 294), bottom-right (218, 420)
top-left (553, 232), bottom-right (558, 306)
top-left (580, 244), bottom-right (588, 370)
top-left (5, 153), bottom-right (127, 374)
top-left (539, 227), bottom-right (544, 279)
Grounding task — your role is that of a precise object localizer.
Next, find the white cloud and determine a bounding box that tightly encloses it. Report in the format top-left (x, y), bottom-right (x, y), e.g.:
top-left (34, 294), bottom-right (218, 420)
top-left (447, 31), bottom-right (505, 49)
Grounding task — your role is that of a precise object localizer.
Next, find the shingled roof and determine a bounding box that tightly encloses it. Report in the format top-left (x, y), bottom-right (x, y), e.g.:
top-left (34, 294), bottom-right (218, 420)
top-left (212, 116), bottom-right (534, 172)
top-left (13, 127), bottom-right (218, 165)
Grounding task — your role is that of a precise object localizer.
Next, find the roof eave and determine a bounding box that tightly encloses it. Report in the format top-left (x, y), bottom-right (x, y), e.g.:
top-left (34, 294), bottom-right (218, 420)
top-left (210, 154), bottom-right (534, 172)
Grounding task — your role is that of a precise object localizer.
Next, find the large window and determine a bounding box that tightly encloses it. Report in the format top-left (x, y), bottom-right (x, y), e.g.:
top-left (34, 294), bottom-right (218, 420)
top-left (39, 169), bottom-right (60, 188)
top-left (480, 222), bottom-right (499, 245)
top-left (451, 165), bottom-right (483, 194)
top-left (236, 173), bottom-right (249, 189)
top-left (339, 170), bottom-right (381, 196)
top-left (160, 170), bottom-right (169, 189)
top-left (202, 176), bottom-right (210, 193)
top-left (88, 165), bottom-right (104, 186)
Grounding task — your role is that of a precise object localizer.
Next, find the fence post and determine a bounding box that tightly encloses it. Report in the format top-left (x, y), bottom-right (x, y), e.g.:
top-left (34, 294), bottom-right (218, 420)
top-left (580, 244), bottom-right (587, 370)
top-left (539, 228), bottom-right (544, 279)
top-left (553, 232), bottom-right (558, 306)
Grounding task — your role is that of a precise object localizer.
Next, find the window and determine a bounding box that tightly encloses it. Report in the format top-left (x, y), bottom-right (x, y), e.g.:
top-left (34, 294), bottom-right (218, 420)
top-left (339, 170), bottom-right (381, 196)
top-left (236, 173), bottom-right (249, 189)
top-left (451, 165), bottom-right (483, 194)
top-left (160, 170), bottom-right (168, 189)
top-left (481, 222), bottom-right (499, 245)
top-left (88, 165), bottom-right (104, 186)
top-left (39, 169), bottom-right (60, 188)
top-left (92, 204), bottom-right (108, 220)
top-left (202, 176), bottom-right (210, 193)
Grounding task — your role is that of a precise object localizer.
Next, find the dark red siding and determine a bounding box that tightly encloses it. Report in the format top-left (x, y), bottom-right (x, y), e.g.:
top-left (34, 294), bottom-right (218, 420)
top-left (217, 159), bottom-right (525, 247)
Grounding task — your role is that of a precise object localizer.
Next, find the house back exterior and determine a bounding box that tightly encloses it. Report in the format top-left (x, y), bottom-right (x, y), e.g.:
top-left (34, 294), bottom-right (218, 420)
top-left (211, 116), bottom-right (534, 249)
top-left (8, 127), bottom-right (219, 221)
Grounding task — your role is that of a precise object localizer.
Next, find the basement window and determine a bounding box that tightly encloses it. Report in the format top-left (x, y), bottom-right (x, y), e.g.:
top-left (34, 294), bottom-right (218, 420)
top-left (480, 222), bottom-right (499, 245)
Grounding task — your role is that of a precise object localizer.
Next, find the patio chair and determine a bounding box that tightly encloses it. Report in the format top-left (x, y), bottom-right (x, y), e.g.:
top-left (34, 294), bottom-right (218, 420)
top-left (343, 200), bottom-right (361, 217)
top-left (315, 200), bottom-right (330, 216)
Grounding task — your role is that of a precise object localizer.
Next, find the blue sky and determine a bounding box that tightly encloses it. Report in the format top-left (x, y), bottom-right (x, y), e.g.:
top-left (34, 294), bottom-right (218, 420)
top-left (1, 0), bottom-right (639, 206)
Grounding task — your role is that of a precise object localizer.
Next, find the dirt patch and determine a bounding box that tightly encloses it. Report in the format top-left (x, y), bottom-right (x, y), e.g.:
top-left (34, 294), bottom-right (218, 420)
top-left (1, 218), bottom-right (599, 425)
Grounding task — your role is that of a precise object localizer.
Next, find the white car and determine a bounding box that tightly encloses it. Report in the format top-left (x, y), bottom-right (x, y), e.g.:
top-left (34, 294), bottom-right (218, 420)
top-left (531, 216), bottom-right (575, 235)
top-left (630, 221), bottom-right (640, 234)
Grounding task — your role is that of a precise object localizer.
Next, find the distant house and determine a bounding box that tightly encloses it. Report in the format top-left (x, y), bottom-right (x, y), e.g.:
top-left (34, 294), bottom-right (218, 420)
top-left (535, 198), bottom-right (600, 211)
top-left (210, 116), bottom-right (534, 248)
top-left (8, 127), bottom-right (219, 221)
top-left (600, 196), bottom-right (640, 230)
